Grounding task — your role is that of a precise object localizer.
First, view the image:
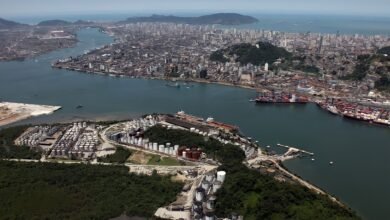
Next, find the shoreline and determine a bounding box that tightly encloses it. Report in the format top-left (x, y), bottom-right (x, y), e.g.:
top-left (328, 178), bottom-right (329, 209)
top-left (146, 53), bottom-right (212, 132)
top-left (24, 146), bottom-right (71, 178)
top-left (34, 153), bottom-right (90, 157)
top-left (0, 102), bottom-right (62, 127)
top-left (55, 65), bottom-right (390, 129)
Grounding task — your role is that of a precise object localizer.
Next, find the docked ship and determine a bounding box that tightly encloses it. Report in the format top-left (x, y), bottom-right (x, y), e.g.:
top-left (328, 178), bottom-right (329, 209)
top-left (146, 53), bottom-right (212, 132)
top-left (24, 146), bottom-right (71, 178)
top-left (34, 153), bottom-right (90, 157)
top-left (317, 98), bottom-right (390, 127)
top-left (254, 92), bottom-right (309, 104)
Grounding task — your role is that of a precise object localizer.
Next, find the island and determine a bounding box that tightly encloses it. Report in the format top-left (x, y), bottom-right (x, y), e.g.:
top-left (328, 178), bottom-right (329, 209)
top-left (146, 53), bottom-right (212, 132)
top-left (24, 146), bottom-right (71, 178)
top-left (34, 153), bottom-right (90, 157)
top-left (0, 112), bottom-right (360, 219)
top-left (37, 19), bottom-right (73, 26)
top-left (119, 13), bottom-right (259, 25)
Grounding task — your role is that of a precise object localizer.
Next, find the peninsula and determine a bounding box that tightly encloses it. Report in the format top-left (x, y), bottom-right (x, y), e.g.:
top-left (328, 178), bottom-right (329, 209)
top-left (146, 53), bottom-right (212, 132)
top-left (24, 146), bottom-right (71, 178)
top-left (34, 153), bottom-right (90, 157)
top-left (0, 112), bottom-right (359, 219)
top-left (0, 102), bottom-right (61, 126)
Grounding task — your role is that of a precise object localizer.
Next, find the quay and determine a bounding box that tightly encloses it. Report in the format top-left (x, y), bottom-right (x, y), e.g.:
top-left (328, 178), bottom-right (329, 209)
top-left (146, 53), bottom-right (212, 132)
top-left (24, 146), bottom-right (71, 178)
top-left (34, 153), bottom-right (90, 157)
top-left (277, 143), bottom-right (315, 156)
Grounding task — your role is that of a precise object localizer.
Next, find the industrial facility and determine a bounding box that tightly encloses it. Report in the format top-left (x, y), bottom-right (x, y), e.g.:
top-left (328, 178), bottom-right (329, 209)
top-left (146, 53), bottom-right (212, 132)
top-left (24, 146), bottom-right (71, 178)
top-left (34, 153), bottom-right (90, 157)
top-left (15, 122), bottom-right (102, 160)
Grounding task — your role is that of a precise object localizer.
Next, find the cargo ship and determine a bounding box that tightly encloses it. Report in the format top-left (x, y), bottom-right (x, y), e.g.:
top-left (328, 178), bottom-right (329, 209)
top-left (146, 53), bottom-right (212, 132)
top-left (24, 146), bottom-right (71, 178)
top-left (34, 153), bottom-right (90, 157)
top-left (254, 92), bottom-right (309, 104)
top-left (317, 98), bottom-right (390, 127)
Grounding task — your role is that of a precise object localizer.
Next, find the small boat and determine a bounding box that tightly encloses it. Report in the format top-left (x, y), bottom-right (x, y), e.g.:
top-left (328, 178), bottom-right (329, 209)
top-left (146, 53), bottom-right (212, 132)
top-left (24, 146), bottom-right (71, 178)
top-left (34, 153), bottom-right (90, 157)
top-left (76, 105), bottom-right (83, 109)
top-left (166, 82), bottom-right (180, 88)
top-left (311, 158), bottom-right (315, 161)
top-left (329, 161), bottom-right (334, 165)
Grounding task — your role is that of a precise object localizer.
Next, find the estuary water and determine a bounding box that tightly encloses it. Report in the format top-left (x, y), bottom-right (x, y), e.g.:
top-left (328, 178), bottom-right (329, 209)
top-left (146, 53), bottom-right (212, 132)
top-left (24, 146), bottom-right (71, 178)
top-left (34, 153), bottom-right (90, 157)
top-left (0, 28), bottom-right (389, 220)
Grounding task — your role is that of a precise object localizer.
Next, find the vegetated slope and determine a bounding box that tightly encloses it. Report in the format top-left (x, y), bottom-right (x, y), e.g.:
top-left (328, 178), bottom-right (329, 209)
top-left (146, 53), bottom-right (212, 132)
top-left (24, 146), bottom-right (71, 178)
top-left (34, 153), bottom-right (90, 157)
top-left (144, 125), bottom-right (360, 219)
top-left (98, 146), bottom-right (132, 164)
top-left (0, 18), bottom-right (26, 29)
top-left (210, 41), bottom-right (292, 66)
top-left (0, 161), bottom-right (183, 219)
top-left (0, 125), bottom-right (41, 160)
top-left (37, 19), bottom-right (72, 26)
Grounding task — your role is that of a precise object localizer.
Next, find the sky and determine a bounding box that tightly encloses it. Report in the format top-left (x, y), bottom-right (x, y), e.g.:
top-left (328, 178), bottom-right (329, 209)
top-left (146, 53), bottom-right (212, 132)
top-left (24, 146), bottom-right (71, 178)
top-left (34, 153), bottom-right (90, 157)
top-left (1, 0), bottom-right (389, 17)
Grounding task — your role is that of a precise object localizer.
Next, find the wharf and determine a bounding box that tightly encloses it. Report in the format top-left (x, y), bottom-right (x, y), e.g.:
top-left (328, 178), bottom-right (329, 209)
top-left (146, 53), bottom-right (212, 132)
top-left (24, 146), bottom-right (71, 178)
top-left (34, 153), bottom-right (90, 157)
top-left (277, 143), bottom-right (314, 156)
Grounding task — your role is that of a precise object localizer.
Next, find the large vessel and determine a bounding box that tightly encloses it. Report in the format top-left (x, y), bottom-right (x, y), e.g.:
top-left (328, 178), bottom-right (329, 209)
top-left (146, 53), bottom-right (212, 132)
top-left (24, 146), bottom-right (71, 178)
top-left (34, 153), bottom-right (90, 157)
top-left (317, 98), bottom-right (390, 126)
top-left (254, 92), bottom-right (309, 104)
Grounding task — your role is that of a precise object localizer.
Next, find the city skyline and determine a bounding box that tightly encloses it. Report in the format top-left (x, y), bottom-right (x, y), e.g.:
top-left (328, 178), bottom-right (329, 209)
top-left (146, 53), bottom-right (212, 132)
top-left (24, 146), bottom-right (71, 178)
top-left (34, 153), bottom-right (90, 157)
top-left (1, 0), bottom-right (390, 17)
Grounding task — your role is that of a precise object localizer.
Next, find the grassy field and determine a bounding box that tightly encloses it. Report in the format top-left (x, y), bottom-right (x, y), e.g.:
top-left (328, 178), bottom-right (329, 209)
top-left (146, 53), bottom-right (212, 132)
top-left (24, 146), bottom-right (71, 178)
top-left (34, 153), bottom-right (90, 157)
top-left (147, 155), bottom-right (181, 166)
top-left (97, 146), bottom-right (132, 164)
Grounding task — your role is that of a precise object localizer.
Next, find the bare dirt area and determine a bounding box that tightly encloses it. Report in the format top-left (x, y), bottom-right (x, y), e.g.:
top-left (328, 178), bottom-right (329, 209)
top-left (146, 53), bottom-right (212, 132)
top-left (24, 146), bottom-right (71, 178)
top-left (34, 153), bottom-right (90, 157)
top-left (128, 151), bottom-right (152, 164)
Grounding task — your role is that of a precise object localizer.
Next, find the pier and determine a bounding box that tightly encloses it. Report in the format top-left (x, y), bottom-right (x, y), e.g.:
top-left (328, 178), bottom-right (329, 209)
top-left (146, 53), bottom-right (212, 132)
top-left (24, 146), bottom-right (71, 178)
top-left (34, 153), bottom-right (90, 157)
top-left (277, 143), bottom-right (314, 156)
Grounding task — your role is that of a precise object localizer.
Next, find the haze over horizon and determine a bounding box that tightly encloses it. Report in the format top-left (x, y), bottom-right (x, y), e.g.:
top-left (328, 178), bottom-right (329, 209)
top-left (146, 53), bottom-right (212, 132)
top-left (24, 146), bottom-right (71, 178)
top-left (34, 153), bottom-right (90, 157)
top-left (1, 0), bottom-right (390, 18)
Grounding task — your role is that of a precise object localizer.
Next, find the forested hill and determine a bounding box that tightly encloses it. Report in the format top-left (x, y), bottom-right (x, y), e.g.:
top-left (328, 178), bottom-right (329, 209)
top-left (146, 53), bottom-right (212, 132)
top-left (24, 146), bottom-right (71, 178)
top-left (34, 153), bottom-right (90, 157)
top-left (0, 18), bottom-right (27, 29)
top-left (210, 41), bottom-right (292, 66)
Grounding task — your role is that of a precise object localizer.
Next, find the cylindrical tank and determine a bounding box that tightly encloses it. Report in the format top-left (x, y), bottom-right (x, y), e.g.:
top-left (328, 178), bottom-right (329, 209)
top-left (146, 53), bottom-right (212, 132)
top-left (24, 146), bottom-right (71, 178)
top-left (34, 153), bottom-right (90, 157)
top-left (193, 211), bottom-right (203, 220)
top-left (182, 151), bottom-right (187, 158)
top-left (164, 147), bottom-right (169, 154)
top-left (206, 196), bottom-right (217, 210)
top-left (186, 150), bottom-right (193, 159)
top-left (153, 143), bottom-right (158, 151)
top-left (195, 187), bottom-right (204, 202)
top-left (231, 212), bottom-right (238, 220)
top-left (170, 147), bottom-right (174, 155)
top-left (213, 181), bottom-right (222, 193)
top-left (205, 212), bottom-right (215, 220)
top-left (217, 171), bottom-right (226, 182)
top-left (205, 173), bottom-right (214, 182)
top-left (174, 144), bottom-right (179, 152)
top-left (159, 145), bottom-right (165, 152)
top-left (201, 180), bottom-right (210, 191)
top-left (192, 150), bottom-right (201, 160)
top-left (192, 201), bottom-right (202, 212)
top-left (177, 147), bottom-right (185, 156)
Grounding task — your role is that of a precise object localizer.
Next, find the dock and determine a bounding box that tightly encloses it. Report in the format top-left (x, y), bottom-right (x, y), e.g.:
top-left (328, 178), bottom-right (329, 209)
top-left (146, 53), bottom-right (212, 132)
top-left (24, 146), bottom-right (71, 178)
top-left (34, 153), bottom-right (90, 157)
top-left (277, 143), bottom-right (314, 156)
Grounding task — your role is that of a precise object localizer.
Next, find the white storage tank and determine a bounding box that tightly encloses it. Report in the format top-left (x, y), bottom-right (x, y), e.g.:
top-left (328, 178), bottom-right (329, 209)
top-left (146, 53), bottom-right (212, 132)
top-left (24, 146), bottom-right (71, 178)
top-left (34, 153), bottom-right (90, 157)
top-left (195, 188), bottom-right (204, 202)
top-left (217, 171), bottom-right (226, 182)
top-left (153, 143), bottom-right (158, 151)
top-left (170, 147), bottom-right (174, 155)
top-left (206, 196), bottom-right (217, 210)
top-left (201, 180), bottom-right (210, 191)
top-left (182, 151), bottom-right (187, 158)
top-left (205, 173), bottom-right (214, 182)
top-left (159, 145), bottom-right (165, 152)
top-left (164, 147), bottom-right (169, 154)
top-left (205, 212), bottom-right (215, 220)
top-left (212, 181), bottom-right (222, 193)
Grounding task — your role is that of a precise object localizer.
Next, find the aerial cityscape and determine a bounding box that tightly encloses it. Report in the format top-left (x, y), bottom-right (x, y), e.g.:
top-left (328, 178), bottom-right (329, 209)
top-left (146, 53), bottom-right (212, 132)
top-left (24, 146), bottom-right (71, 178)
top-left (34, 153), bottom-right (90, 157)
top-left (0, 0), bottom-right (389, 220)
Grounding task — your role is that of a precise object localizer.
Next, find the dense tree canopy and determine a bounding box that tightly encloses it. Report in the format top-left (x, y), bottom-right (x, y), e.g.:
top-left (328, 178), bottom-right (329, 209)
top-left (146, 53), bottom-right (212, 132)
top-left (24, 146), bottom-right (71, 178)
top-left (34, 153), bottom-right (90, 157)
top-left (210, 41), bottom-right (292, 66)
top-left (144, 125), bottom-right (360, 219)
top-left (0, 126), bottom-right (41, 159)
top-left (0, 161), bottom-right (182, 219)
top-left (98, 146), bottom-right (132, 164)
